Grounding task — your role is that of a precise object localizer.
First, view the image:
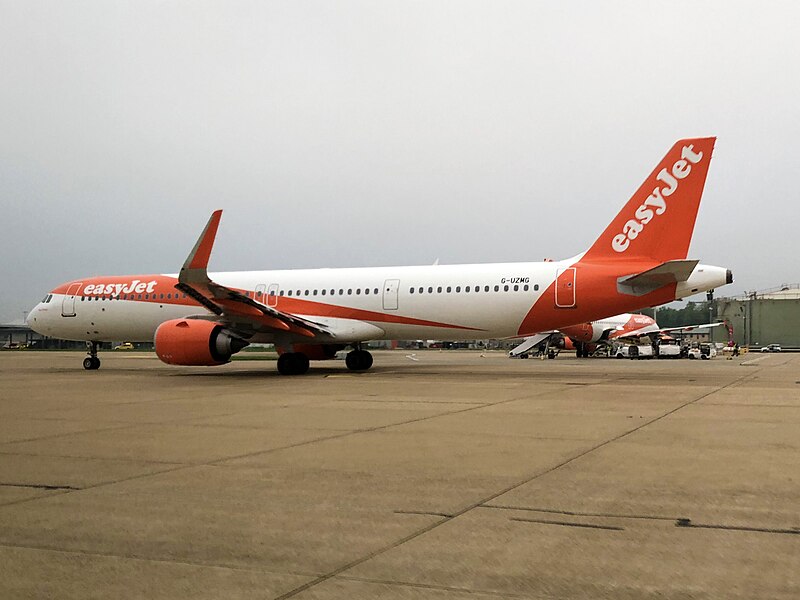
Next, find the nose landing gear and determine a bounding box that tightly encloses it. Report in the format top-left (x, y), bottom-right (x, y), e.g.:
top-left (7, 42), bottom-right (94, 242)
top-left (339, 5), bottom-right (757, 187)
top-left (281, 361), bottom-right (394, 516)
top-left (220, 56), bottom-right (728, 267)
top-left (83, 341), bottom-right (101, 370)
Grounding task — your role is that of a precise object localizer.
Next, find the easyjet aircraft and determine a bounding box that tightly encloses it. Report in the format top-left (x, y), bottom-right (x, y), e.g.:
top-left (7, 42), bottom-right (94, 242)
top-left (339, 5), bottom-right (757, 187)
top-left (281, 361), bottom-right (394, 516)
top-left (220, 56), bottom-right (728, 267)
top-left (509, 313), bottom-right (726, 357)
top-left (27, 137), bottom-right (732, 374)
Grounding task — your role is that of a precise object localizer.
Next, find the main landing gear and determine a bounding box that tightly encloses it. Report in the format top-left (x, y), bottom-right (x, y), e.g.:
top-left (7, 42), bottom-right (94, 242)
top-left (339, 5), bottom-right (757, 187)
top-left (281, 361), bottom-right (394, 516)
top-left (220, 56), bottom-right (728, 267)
top-left (345, 349), bottom-right (373, 372)
top-left (277, 352), bottom-right (310, 376)
top-left (275, 347), bottom-right (374, 375)
top-left (83, 341), bottom-right (101, 370)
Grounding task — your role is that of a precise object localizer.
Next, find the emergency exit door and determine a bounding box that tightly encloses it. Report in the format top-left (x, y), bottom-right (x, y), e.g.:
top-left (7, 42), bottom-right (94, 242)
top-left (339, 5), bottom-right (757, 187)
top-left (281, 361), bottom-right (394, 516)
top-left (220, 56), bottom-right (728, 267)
top-left (555, 268), bottom-right (576, 308)
top-left (383, 279), bottom-right (400, 310)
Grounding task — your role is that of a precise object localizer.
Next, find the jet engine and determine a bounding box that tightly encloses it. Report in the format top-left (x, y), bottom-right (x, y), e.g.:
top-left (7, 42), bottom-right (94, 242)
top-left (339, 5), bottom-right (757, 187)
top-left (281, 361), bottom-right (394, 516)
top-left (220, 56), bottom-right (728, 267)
top-left (154, 319), bottom-right (248, 366)
top-left (560, 322), bottom-right (608, 343)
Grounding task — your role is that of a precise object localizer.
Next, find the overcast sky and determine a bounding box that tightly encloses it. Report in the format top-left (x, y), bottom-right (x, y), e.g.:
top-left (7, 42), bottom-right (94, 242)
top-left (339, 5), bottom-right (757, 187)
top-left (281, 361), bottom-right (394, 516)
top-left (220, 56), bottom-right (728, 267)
top-left (1, 1), bottom-right (798, 323)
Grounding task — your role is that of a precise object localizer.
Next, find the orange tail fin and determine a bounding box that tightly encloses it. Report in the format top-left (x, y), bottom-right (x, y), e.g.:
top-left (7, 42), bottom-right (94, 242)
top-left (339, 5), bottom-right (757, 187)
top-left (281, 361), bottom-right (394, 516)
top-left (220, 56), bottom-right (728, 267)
top-left (582, 137), bottom-right (716, 263)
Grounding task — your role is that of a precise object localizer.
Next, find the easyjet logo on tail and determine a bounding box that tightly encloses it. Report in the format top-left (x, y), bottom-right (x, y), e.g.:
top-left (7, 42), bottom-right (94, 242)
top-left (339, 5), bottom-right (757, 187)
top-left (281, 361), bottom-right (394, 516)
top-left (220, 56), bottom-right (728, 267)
top-left (612, 145), bottom-right (705, 253)
top-left (84, 280), bottom-right (157, 295)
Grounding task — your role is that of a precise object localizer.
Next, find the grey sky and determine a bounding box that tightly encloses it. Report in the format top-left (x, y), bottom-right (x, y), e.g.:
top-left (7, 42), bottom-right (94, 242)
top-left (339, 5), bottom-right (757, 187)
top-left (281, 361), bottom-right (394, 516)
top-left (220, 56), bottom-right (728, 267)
top-left (1, 1), bottom-right (798, 323)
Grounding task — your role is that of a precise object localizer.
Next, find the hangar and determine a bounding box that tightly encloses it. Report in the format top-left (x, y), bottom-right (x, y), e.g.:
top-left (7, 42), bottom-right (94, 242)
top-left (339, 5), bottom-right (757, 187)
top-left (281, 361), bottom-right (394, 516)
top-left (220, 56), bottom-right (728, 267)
top-left (713, 284), bottom-right (800, 349)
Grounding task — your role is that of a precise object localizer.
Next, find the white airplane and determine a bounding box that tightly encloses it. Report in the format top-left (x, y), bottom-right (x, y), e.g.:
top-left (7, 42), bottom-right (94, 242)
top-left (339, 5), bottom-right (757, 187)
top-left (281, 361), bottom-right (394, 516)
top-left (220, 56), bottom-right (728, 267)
top-left (27, 137), bottom-right (733, 374)
top-left (508, 313), bottom-right (726, 357)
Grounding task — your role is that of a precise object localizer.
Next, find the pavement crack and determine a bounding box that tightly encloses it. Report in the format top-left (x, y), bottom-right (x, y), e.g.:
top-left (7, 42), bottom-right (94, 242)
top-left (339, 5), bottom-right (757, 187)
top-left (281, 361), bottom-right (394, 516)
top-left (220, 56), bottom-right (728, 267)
top-left (394, 509), bottom-right (454, 518)
top-left (483, 504), bottom-right (677, 521)
top-left (510, 517), bottom-right (625, 531)
top-left (675, 518), bottom-right (800, 535)
top-left (0, 482), bottom-right (81, 491)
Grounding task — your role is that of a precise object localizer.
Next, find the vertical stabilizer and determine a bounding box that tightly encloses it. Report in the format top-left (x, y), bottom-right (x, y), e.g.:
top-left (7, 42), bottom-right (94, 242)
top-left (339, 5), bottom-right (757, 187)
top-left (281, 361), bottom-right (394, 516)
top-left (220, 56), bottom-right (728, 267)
top-left (582, 137), bottom-right (715, 263)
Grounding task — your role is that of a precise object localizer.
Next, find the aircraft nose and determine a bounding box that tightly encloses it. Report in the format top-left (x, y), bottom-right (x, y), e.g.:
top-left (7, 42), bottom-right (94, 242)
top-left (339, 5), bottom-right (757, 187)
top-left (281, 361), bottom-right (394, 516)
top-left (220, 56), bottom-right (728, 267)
top-left (25, 306), bottom-right (37, 327)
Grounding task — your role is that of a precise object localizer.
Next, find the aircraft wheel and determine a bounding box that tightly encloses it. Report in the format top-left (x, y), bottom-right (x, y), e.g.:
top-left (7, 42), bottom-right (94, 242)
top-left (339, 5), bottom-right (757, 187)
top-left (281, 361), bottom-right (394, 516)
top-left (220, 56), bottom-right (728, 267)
top-left (547, 350), bottom-right (556, 359)
top-left (294, 353), bottom-right (310, 374)
top-left (346, 350), bottom-right (373, 371)
top-left (83, 357), bottom-right (100, 370)
top-left (277, 353), bottom-right (310, 375)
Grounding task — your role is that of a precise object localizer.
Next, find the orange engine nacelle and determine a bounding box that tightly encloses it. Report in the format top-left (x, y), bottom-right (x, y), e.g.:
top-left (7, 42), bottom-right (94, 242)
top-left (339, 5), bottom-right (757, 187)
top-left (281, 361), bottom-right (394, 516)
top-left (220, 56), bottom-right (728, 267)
top-left (276, 343), bottom-right (344, 360)
top-left (560, 322), bottom-right (606, 343)
top-left (154, 319), bottom-right (248, 366)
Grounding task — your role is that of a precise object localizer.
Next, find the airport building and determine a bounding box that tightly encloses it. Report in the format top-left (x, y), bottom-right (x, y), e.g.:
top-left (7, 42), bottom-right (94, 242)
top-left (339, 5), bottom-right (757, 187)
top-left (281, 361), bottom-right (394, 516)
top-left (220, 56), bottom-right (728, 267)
top-left (712, 284), bottom-right (800, 349)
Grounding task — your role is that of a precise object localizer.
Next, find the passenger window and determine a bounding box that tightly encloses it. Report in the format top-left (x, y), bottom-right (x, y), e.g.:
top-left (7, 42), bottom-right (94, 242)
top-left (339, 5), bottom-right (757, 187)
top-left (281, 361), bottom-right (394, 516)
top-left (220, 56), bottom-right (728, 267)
top-left (313, 290), bottom-right (318, 296)
top-left (304, 290), bottom-right (309, 296)
top-left (418, 287), bottom-right (423, 294)
top-left (348, 289), bottom-right (353, 295)
top-left (524, 284), bottom-right (529, 291)
top-left (534, 284), bottom-right (539, 291)
top-left (456, 286), bottom-right (461, 292)
top-left (321, 289), bottom-right (326, 295)
top-left (437, 286), bottom-right (442, 293)
top-left (356, 289), bottom-right (361, 295)
top-left (339, 289), bottom-right (344, 295)
top-left (446, 286), bottom-right (452, 293)
top-left (494, 285), bottom-right (499, 291)
top-left (410, 288), bottom-right (415, 294)
top-left (484, 285), bottom-right (489, 292)
top-left (427, 287), bottom-right (433, 294)
top-left (465, 286), bottom-right (471, 292)
top-left (374, 288), bottom-right (378, 294)
top-left (365, 288), bottom-right (370, 295)
top-left (514, 284), bottom-right (519, 291)
top-left (504, 285), bottom-right (509, 291)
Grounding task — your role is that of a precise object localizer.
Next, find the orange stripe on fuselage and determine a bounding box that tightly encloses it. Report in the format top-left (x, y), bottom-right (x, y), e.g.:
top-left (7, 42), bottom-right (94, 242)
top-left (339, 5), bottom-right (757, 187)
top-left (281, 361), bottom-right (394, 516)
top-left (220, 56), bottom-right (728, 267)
top-left (51, 275), bottom-right (482, 331)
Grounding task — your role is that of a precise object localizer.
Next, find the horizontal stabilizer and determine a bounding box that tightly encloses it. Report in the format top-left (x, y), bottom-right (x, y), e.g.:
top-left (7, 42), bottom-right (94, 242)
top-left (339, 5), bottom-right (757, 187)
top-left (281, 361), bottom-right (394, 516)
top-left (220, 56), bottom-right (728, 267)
top-left (617, 260), bottom-right (698, 296)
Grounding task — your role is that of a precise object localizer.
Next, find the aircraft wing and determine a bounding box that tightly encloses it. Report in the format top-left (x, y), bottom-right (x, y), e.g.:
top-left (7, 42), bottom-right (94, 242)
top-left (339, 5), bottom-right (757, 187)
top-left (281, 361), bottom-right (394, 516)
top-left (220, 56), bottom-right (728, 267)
top-left (654, 321), bottom-right (727, 334)
top-left (614, 321), bottom-right (726, 340)
top-left (175, 211), bottom-right (335, 340)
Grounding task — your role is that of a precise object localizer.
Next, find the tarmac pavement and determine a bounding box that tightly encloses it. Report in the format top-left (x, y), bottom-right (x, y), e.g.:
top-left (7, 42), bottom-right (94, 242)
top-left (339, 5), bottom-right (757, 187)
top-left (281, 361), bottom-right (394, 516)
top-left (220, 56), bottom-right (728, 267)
top-left (0, 350), bottom-right (798, 599)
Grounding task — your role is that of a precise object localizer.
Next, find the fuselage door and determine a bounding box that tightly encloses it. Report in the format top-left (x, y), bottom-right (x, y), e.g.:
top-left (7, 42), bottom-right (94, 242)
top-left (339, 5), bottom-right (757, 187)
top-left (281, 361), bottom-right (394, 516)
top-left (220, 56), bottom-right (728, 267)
top-left (61, 283), bottom-right (82, 317)
top-left (383, 279), bottom-right (400, 310)
top-left (555, 268), bottom-right (576, 308)
top-left (267, 283), bottom-right (280, 308)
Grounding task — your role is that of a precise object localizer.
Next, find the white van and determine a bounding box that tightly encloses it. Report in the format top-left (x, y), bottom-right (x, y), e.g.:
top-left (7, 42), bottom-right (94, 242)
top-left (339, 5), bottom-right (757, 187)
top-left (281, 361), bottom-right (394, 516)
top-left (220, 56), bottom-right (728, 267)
top-left (614, 344), bottom-right (654, 359)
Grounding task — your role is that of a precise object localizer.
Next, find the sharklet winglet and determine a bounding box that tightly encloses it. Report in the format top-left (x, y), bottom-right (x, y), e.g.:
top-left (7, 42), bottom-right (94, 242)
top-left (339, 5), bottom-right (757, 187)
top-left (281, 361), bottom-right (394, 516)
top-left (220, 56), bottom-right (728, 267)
top-left (179, 210), bottom-right (222, 284)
